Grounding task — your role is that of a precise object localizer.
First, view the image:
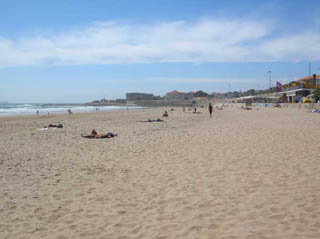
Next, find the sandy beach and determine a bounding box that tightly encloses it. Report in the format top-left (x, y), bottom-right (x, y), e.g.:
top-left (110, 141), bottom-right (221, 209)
top-left (0, 106), bottom-right (319, 239)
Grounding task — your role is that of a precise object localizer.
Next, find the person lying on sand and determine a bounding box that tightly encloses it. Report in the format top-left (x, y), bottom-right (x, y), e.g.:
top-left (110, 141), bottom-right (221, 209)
top-left (163, 111), bottom-right (168, 117)
top-left (140, 118), bottom-right (164, 122)
top-left (274, 104), bottom-right (281, 108)
top-left (81, 129), bottom-right (118, 139)
top-left (48, 124), bottom-right (63, 128)
top-left (37, 124), bottom-right (63, 130)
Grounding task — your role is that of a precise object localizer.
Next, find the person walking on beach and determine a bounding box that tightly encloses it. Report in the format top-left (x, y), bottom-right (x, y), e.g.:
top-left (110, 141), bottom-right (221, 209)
top-left (208, 103), bottom-right (213, 117)
top-left (36, 110), bottom-right (39, 115)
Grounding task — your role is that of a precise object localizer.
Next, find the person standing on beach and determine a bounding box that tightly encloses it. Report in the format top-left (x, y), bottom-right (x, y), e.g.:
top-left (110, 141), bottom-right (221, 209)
top-left (36, 110), bottom-right (39, 115)
top-left (208, 103), bottom-right (213, 117)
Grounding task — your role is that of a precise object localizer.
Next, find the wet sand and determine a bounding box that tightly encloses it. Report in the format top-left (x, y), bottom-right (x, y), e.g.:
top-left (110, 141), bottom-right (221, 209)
top-left (0, 106), bottom-right (319, 239)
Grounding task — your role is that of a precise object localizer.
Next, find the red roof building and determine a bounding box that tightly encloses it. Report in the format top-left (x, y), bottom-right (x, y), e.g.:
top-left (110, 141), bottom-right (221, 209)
top-left (296, 74), bottom-right (320, 82)
top-left (164, 90), bottom-right (196, 100)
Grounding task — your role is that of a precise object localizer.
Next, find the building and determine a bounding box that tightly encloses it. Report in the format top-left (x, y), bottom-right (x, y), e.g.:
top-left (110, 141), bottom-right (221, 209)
top-left (192, 90), bottom-right (209, 98)
top-left (164, 90), bottom-right (198, 100)
top-left (126, 92), bottom-right (155, 101)
top-left (278, 74), bottom-right (320, 103)
top-left (185, 91), bottom-right (195, 99)
top-left (164, 90), bottom-right (186, 100)
top-left (297, 74), bottom-right (320, 86)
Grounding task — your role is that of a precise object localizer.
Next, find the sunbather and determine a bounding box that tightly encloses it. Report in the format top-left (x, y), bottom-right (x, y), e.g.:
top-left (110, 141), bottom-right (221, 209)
top-left (163, 111), bottom-right (168, 117)
top-left (140, 119), bottom-right (153, 122)
top-left (140, 118), bottom-right (163, 122)
top-left (81, 129), bottom-right (117, 139)
top-left (48, 124), bottom-right (63, 128)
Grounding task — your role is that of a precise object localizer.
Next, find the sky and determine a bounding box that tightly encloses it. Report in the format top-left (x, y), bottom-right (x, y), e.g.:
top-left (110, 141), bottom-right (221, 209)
top-left (1, 0), bottom-right (320, 103)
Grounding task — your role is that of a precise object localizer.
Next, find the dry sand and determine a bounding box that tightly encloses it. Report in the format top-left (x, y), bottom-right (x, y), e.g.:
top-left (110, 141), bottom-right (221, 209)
top-left (0, 106), bottom-right (319, 239)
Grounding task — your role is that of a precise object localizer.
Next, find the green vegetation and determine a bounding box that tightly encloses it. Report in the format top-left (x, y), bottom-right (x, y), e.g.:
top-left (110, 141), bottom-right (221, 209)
top-left (313, 89), bottom-right (320, 101)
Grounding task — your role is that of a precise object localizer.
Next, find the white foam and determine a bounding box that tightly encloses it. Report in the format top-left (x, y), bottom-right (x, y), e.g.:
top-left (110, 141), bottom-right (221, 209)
top-left (0, 104), bottom-right (144, 116)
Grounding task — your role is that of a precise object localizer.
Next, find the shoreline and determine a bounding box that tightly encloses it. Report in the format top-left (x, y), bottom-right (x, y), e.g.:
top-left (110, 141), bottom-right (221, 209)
top-left (0, 105), bottom-right (147, 118)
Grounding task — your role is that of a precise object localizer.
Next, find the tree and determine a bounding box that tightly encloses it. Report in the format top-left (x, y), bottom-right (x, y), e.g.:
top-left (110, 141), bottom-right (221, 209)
top-left (193, 90), bottom-right (209, 97)
top-left (247, 89), bottom-right (256, 96)
top-left (313, 89), bottom-right (320, 102)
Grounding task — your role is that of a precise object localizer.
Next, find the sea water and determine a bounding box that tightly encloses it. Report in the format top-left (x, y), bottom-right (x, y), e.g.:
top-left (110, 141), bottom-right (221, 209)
top-left (0, 103), bottom-right (143, 116)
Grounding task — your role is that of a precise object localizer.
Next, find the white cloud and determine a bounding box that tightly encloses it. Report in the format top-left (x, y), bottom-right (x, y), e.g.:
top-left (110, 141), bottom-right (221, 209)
top-left (0, 19), bottom-right (319, 67)
top-left (257, 32), bottom-right (320, 61)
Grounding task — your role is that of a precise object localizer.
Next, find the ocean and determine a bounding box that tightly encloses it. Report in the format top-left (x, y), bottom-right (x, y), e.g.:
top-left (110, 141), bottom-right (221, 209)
top-left (0, 103), bottom-right (143, 116)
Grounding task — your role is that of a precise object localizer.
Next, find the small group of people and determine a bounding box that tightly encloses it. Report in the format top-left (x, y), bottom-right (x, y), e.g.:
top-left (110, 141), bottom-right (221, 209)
top-left (36, 110), bottom-right (51, 116)
top-left (183, 103), bottom-right (213, 117)
top-left (38, 104), bottom-right (214, 140)
top-left (36, 109), bottom-right (72, 115)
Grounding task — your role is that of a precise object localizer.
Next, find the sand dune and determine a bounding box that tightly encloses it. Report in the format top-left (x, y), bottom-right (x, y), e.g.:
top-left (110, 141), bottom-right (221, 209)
top-left (0, 106), bottom-right (319, 239)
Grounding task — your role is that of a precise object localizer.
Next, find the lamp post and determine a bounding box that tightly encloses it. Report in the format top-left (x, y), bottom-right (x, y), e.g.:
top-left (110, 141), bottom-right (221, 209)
top-left (268, 71), bottom-right (272, 90)
top-left (309, 62), bottom-right (311, 80)
top-left (317, 68), bottom-right (320, 88)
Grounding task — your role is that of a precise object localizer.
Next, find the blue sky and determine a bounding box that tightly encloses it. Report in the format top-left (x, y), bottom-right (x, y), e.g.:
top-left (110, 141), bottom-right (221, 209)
top-left (1, 0), bottom-right (320, 103)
